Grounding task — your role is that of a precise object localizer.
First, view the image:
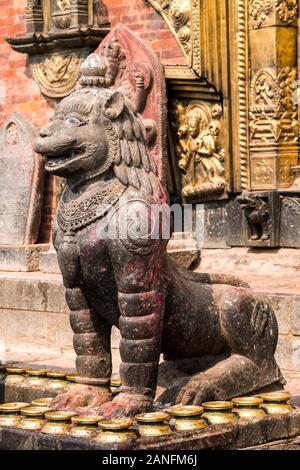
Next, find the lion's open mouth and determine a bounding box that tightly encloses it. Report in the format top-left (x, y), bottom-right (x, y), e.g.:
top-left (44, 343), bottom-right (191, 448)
top-left (45, 147), bottom-right (84, 169)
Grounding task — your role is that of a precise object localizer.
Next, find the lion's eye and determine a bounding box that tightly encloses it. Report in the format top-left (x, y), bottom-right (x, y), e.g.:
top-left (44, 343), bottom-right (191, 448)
top-left (65, 116), bottom-right (84, 127)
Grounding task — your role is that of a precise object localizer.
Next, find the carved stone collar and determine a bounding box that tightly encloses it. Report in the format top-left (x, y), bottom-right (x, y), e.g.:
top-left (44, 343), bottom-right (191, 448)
top-left (57, 178), bottom-right (126, 233)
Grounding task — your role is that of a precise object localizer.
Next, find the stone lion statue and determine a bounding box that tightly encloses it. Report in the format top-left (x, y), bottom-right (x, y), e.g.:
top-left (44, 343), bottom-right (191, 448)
top-left (34, 53), bottom-right (283, 418)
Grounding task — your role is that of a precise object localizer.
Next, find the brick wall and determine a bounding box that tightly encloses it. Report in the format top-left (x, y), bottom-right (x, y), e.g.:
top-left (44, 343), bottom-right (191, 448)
top-left (0, 0), bottom-right (186, 243)
top-left (99, 0), bottom-right (186, 65)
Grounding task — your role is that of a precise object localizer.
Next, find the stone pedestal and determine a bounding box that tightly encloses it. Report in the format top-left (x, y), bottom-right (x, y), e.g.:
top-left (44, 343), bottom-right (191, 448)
top-left (167, 233), bottom-right (200, 269)
top-left (0, 411), bottom-right (300, 450)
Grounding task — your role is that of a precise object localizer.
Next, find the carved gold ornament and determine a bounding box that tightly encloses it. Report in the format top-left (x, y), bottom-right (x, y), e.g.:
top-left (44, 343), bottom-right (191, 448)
top-left (275, 0), bottom-right (298, 24)
top-left (249, 67), bottom-right (298, 144)
top-left (279, 160), bottom-right (293, 184)
top-left (170, 100), bottom-right (227, 202)
top-left (249, 0), bottom-right (298, 28)
top-left (31, 52), bottom-right (86, 98)
top-left (249, 0), bottom-right (274, 28)
top-left (253, 160), bottom-right (274, 185)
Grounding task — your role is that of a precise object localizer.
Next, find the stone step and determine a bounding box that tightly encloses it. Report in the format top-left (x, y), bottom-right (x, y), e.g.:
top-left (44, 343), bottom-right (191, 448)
top-left (0, 270), bottom-right (121, 373)
top-left (199, 247), bottom-right (300, 277)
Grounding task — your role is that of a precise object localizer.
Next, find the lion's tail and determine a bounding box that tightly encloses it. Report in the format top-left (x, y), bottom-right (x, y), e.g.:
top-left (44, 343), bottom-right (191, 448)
top-left (167, 257), bottom-right (250, 289)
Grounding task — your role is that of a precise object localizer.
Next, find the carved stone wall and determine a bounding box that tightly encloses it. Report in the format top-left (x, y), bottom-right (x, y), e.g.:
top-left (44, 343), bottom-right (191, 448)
top-left (0, 114), bottom-right (44, 245)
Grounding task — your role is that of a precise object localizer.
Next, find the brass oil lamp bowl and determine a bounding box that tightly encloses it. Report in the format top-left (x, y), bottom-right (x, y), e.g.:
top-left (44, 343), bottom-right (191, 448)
top-left (202, 401), bottom-right (237, 425)
top-left (110, 377), bottom-right (122, 396)
top-left (42, 411), bottom-right (76, 435)
top-left (96, 418), bottom-right (137, 444)
top-left (46, 371), bottom-right (69, 391)
top-left (66, 374), bottom-right (78, 383)
top-left (25, 369), bottom-right (48, 388)
top-left (18, 406), bottom-right (49, 431)
top-left (31, 397), bottom-right (53, 408)
top-left (232, 397), bottom-right (266, 420)
top-left (5, 367), bottom-right (26, 385)
top-left (169, 405), bottom-right (207, 432)
top-left (259, 391), bottom-right (293, 415)
top-left (0, 402), bottom-right (30, 427)
top-left (70, 415), bottom-right (103, 439)
top-left (135, 411), bottom-right (173, 437)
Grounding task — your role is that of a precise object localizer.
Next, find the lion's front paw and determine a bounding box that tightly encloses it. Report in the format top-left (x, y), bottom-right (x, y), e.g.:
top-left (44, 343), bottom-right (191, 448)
top-left (99, 393), bottom-right (153, 418)
top-left (175, 374), bottom-right (214, 405)
top-left (50, 384), bottom-right (111, 412)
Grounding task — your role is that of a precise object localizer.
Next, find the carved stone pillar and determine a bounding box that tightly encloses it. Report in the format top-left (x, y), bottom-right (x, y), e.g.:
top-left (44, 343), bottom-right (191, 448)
top-left (248, 0), bottom-right (299, 190)
top-left (69, 0), bottom-right (89, 28)
top-left (26, 1), bottom-right (44, 33)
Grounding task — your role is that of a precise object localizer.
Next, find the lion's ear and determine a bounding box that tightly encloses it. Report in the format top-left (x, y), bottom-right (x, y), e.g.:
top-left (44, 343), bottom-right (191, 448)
top-left (104, 92), bottom-right (125, 120)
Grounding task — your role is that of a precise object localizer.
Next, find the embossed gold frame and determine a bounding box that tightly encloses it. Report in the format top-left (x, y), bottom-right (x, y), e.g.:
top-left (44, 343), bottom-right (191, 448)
top-left (152, 0), bottom-right (299, 195)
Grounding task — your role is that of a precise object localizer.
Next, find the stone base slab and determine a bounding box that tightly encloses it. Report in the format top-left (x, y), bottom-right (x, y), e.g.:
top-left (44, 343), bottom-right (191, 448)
top-left (0, 245), bottom-right (49, 272)
top-left (0, 411), bottom-right (300, 450)
top-left (167, 233), bottom-right (200, 269)
top-left (38, 247), bottom-right (60, 274)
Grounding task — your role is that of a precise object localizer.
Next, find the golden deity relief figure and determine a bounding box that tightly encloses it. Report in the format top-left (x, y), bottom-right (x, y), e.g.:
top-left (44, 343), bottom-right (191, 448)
top-left (171, 101), bottom-right (227, 202)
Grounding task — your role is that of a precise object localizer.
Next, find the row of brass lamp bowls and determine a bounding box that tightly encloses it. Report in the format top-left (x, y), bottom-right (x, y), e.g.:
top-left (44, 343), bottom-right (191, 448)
top-left (1, 366), bottom-right (79, 391)
top-left (0, 391), bottom-right (295, 443)
top-left (1, 366), bottom-right (123, 395)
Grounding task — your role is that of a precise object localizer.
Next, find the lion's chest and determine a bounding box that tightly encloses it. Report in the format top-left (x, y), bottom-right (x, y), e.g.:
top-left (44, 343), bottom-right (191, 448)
top-left (78, 223), bottom-right (115, 288)
top-left (55, 219), bottom-right (117, 308)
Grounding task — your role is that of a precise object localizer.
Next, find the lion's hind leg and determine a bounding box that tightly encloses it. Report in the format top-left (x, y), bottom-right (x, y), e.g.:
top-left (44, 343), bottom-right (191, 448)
top-left (176, 288), bottom-right (283, 405)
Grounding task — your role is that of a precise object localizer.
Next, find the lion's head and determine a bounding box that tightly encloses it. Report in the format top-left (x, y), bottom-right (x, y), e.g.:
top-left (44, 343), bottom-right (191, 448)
top-left (34, 54), bottom-right (162, 197)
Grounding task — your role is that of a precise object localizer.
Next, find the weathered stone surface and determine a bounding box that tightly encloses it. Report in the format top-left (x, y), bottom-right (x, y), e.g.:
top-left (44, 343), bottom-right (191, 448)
top-left (167, 249), bottom-right (200, 270)
top-left (1, 378), bottom-right (68, 404)
top-left (276, 337), bottom-right (300, 372)
top-left (0, 113), bottom-right (44, 246)
top-left (167, 233), bottom-right (200, 269)
top-left (39, 247), bottom-right (61, 274)
top-left (0, 273), bottom-right (66, 314)
top-left (0, 309), bottom-right (73, 353)
top-left (225, 198), bottom-right (246, 246)
top-left (265, 294), bottom-right (291, 336)
top-left (280, 196), bottom-right (300, 248)
top-left (0, 245), bottom-right (49, 272)
top-left (291, 298), bottom-right (300, 336)
top-left (0, 427), bottom-right (133, 451)
top-left (197, 247), bottom-right (300, 277)
top-left (201, 202), bottom-right (228, 249)
top-left (244, 437), bottom-right (300, 450)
